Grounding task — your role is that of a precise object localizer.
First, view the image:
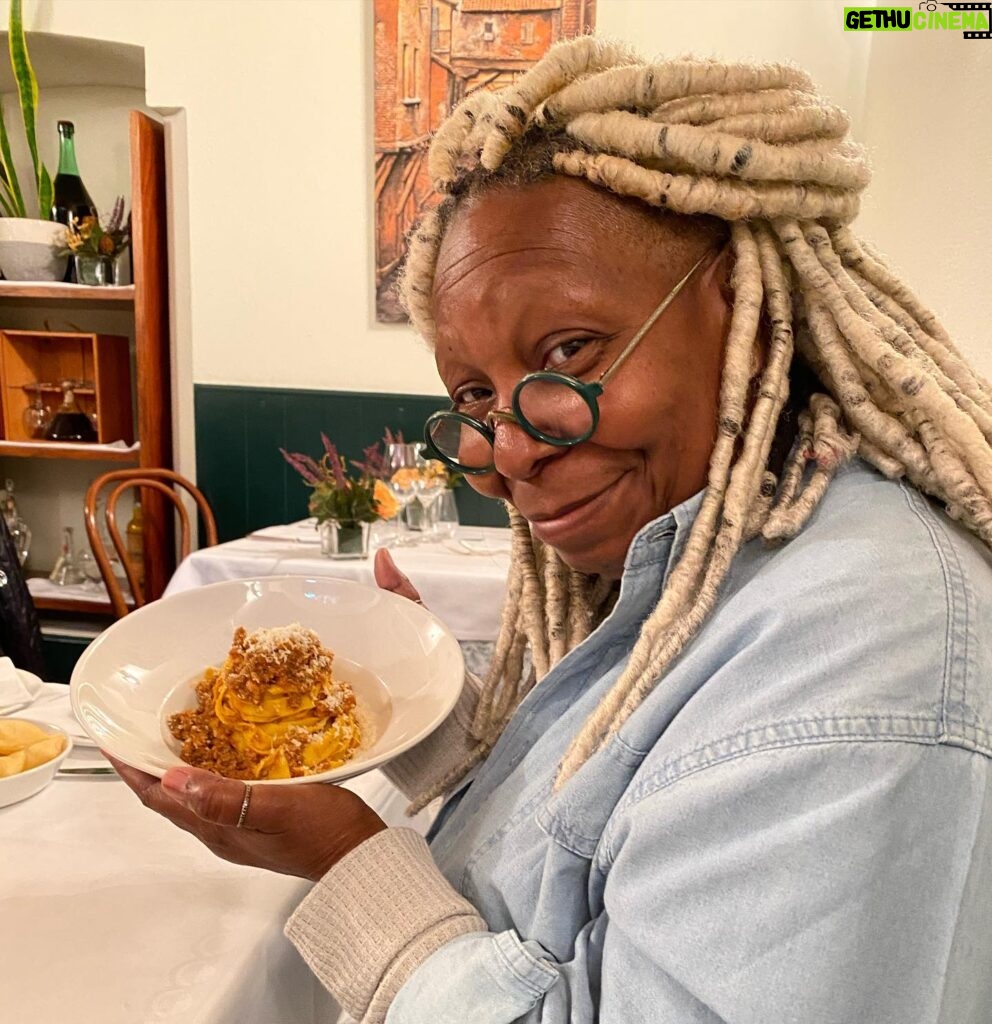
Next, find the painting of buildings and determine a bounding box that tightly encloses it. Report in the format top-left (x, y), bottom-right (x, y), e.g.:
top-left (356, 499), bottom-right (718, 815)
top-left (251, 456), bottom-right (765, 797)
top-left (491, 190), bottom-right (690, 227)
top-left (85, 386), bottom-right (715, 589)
top-left (374, 0), bottom-right (596, 322)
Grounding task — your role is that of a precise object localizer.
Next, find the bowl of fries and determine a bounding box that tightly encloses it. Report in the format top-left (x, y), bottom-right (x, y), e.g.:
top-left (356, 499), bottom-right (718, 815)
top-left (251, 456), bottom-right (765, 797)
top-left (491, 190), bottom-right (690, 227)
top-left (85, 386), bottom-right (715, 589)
top-left (0, 718), bottom-right (72, 808)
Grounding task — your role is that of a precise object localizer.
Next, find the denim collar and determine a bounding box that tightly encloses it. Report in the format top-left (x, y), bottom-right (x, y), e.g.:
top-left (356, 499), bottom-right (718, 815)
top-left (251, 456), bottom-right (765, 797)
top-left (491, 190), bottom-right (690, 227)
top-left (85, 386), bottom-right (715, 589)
top-left (623, 487), bottom-right (705, 576)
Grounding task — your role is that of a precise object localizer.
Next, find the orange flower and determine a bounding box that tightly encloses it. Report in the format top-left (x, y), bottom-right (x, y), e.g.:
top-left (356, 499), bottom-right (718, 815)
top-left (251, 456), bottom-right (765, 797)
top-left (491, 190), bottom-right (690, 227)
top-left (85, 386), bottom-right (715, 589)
top-left (390, 467), bottom-right (420, 488)
top-left (373, 479), bottom-right (399, 520)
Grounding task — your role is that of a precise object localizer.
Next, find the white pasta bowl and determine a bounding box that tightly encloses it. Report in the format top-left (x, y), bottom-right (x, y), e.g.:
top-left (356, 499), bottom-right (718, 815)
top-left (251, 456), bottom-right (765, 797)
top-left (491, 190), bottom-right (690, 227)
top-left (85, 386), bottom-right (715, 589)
top-left (0, 720), bottom-right (73, 809)
top-left (69, 576), bottom-right (465, 785)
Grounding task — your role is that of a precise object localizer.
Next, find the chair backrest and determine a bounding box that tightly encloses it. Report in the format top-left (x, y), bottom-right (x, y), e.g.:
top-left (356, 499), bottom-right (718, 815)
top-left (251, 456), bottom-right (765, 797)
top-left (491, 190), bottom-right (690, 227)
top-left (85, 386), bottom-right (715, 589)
top-left (84, 468), bottom-right (218, 618)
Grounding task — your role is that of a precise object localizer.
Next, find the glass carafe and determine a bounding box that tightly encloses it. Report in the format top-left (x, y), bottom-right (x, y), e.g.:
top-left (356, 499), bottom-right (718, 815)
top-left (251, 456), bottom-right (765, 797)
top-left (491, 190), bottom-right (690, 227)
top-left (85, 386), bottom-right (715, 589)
top-left (45, 380), bottom-right (97, 443)
top-left (49, 526), bottom-right (84, 586)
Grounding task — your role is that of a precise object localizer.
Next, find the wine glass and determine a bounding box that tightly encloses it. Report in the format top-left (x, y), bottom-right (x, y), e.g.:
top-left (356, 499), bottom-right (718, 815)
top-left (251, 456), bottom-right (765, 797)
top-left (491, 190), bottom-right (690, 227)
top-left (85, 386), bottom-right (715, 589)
top-left (21, 382), bottom-right (52, 439)
top-left (385, 443), bottom-right (419, 545)
top-left (411, 446), bottom-right (448, 541)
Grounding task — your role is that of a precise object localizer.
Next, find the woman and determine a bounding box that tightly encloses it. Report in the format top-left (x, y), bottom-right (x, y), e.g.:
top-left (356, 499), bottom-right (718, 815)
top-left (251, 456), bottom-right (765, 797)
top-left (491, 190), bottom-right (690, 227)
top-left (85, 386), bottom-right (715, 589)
top-left (115, 38), bottom-right (992, 1023)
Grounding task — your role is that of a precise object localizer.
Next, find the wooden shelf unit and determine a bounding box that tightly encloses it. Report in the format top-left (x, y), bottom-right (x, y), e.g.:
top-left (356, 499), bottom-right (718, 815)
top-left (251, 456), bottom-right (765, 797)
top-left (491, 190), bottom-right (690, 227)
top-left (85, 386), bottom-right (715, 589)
top-left (33, 594), bottom-right (116, 615)
top-left (0, 282), bottom-right (135, 303)
top-left (0, 329), bottom-right (134, 445)
top-left (0, 440), bottom-right (141, 462)
top-left (1, 110), bottom-right (174, 616)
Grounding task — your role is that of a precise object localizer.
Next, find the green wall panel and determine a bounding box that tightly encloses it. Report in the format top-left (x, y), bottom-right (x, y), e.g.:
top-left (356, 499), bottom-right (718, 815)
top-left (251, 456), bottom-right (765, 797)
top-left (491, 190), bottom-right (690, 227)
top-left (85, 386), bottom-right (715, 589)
top-left (42, 634), bottom-right (92, 685)
top-left (194, 385), bottom-right (509, 542)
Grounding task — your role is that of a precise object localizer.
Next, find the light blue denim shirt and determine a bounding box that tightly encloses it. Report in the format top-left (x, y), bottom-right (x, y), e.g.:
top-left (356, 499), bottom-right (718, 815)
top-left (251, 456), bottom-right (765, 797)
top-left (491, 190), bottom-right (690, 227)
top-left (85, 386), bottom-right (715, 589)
top-left (389, 459), bottom-right (992, 1023)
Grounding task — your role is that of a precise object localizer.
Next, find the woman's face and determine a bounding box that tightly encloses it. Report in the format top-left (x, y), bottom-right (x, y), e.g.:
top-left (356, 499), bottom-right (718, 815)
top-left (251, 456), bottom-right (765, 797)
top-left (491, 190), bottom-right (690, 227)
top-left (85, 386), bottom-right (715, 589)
top-left (431, 176), bottom-right (734, 579)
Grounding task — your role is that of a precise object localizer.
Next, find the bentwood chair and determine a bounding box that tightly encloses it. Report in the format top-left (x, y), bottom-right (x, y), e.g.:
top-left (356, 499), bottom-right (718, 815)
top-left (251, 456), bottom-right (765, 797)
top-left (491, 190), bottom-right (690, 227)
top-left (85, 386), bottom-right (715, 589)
top-left (84, 468), bottom-right (218, 618)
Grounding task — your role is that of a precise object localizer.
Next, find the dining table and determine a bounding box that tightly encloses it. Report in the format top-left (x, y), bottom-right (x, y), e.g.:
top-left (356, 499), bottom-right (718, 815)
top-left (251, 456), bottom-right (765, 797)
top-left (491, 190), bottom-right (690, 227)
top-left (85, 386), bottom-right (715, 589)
top-left (1, 683), bottom-right (436, 1024)
top-left (165, 520), bottom-right (513, 676)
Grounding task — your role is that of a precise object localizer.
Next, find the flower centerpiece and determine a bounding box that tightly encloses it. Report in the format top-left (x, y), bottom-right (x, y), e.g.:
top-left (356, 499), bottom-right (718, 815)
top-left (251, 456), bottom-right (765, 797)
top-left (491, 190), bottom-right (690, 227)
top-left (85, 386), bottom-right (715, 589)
top-left (281, 433), bottom-right (399, 558)
top-left (60, 196), bottom-right (131, 285)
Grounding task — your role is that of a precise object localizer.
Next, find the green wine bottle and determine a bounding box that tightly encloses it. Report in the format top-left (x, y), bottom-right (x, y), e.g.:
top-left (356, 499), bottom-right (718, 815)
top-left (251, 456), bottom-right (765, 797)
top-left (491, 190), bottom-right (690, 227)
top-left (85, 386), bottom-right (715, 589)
top-left (51, 120), bottom-right (96, 227)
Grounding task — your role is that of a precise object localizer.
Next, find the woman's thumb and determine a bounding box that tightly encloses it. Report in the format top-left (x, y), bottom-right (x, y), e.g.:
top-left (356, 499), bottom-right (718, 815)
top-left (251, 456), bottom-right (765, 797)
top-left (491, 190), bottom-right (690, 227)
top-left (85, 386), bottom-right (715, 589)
top-left (373, 549), bottom-right (423, 605)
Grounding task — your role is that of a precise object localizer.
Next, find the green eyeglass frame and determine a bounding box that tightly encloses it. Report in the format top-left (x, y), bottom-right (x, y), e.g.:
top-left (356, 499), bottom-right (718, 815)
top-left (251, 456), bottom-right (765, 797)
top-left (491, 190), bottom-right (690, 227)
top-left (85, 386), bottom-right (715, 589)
top-left (423, 248), bottom-right (713, 475)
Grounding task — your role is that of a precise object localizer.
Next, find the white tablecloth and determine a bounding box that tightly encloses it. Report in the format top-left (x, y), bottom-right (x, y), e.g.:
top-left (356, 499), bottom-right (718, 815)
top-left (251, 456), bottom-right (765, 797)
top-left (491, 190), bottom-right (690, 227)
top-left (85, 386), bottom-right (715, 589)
top-left (1, 685), bottom-right (434, 1024)
top-left (165, 522), bottom-right (512, 643)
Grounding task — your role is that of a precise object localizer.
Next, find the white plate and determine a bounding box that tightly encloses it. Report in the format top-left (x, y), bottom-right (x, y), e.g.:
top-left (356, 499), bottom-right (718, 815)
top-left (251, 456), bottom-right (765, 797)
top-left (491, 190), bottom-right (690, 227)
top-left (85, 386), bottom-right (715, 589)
top-left (0, 669), bottom-right (45, 716)
top-left (69, 575), bottom-right (464, 785)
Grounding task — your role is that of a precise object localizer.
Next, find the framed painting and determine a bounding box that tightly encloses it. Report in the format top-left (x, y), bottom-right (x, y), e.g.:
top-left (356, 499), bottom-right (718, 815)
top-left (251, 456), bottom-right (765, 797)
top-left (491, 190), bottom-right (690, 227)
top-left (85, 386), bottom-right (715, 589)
top-left (374, 0), bottom-right (596, 322)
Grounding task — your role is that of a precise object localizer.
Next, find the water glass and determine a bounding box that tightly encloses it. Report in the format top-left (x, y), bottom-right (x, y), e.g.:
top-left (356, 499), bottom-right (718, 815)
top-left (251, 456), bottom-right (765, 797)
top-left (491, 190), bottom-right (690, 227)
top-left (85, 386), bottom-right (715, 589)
top-left (433, 488), bottom-right (460, 540)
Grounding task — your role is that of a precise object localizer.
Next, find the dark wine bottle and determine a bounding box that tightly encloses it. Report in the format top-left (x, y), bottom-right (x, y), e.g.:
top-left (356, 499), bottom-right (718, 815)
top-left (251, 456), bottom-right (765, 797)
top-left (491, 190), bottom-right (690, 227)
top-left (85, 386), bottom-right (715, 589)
top-left (51, 120), bottom-right (96, 227)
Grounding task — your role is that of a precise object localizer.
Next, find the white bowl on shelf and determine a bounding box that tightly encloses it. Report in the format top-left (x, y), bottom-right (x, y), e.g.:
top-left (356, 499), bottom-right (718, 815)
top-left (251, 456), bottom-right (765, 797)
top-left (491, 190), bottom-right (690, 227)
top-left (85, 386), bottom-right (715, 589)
top-left (0, 218), bottom-right (68, 282)
top-left (0, 719), bottom-right (73, 808)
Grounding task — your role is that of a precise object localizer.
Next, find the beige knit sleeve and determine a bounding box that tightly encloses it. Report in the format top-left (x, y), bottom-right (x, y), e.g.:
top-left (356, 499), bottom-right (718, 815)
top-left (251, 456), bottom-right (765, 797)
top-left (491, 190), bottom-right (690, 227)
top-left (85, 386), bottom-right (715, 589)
top-left (285, 827), bottom-right (487, 1023)
top-left (378, 670), bottom-right (483, 804)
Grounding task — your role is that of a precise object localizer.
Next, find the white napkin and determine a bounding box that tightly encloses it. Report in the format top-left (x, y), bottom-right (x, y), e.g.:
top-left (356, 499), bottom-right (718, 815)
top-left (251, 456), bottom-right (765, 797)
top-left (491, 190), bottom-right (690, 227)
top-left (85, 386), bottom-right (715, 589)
top-left (0, 657), bottom-right (35, 713)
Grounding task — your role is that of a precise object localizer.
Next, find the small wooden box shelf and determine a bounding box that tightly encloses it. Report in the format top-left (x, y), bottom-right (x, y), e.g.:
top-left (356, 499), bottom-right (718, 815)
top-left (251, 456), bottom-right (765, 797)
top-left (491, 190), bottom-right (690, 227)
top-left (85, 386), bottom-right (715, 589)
top-left (0, 329), bottom-right (134, 445)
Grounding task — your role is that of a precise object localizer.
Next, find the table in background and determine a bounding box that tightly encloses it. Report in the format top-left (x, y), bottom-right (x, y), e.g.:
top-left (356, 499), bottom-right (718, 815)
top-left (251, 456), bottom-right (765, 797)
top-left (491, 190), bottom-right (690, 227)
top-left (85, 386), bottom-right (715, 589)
top-left (1, 684), bottom-right (434, 1024)
top-left (166, 521), bottom-right (512, 675)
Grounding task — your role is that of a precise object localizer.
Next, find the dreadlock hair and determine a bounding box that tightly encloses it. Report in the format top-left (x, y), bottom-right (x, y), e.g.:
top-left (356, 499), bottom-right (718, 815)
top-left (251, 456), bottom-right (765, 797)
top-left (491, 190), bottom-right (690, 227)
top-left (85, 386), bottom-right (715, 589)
top-left (399, 36), bottom-right (992, 809)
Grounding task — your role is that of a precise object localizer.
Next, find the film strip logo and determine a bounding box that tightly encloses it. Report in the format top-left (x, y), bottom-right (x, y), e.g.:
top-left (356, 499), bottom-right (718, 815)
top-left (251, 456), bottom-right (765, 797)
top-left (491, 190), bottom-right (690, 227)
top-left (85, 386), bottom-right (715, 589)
top-left (938, 2), bottom-right (992, 38)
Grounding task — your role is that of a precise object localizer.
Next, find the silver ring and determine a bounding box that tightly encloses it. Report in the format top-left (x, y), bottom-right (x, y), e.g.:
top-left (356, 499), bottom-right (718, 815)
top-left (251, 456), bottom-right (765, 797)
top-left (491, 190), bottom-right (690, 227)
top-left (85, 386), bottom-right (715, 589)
top-left (236, 782), bottom-right (252, 828)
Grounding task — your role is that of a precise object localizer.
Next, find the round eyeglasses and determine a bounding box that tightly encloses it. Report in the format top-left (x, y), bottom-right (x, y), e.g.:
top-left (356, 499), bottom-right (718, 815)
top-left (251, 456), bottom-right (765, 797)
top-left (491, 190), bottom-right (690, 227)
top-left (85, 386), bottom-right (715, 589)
top-left (423, 248), bottom-right (713, 475)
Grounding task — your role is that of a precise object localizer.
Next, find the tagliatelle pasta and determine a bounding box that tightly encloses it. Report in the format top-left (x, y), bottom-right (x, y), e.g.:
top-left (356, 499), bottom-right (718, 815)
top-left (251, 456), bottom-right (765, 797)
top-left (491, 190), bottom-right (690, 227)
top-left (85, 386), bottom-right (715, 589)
top-left (168, 624), bottom-right (363, 780)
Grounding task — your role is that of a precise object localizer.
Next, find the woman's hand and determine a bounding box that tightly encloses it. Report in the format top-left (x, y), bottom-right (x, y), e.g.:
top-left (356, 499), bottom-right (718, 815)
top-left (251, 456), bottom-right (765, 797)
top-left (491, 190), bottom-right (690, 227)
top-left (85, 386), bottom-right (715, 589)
top-left (109, 757), bottom-right (386, 882)
top-left (374, 548), bottom-right (425, 605)
top-left (109, 552), bottom-right (422, 880)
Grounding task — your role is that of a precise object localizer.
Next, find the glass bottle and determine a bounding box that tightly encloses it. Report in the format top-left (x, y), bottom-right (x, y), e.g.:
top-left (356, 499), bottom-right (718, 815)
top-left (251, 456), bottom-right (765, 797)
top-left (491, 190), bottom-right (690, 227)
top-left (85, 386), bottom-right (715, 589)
top-left (1, 479), bottom-right (30, 566)
top-left (45, 380), bottom-right (98, 443)
top-left (126, 501), bottom-right (145, 589)
top-left (51, 120), bottom-right (96, 227)
top-left (2, 478), bottom-right (19, 530)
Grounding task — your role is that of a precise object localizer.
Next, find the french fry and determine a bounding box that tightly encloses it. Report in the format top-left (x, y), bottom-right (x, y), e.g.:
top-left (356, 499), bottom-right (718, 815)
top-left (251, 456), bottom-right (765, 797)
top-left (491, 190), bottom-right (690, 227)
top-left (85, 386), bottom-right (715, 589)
top-left (21, 734), bottom-right (65, 771)
top-left (0, 719), bottom-right (48, 755)
top-left (0, 748), bottom-right (27, 777)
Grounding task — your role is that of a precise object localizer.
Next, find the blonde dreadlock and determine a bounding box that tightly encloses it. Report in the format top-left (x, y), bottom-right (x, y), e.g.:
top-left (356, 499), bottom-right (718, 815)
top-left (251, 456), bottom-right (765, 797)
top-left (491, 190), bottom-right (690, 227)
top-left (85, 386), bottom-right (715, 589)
top-left (399, 36), bottom-right (992, 800)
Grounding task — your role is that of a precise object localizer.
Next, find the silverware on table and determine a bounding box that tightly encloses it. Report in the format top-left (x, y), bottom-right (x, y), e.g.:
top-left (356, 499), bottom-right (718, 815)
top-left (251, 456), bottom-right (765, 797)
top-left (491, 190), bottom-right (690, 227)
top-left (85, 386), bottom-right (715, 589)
top-left (57, 766), bottom-right (116, 776)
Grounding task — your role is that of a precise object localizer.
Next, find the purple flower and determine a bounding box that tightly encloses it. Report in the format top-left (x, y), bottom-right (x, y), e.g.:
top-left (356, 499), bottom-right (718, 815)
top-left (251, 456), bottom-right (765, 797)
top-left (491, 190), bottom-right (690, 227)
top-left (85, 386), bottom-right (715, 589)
top-left (280, 447), bottom-right (322, 485)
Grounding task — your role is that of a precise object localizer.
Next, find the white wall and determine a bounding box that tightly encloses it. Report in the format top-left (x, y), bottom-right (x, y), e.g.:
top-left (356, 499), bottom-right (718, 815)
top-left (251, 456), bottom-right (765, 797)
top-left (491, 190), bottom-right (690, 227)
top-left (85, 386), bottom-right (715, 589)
top-left (10, 0), bottom-right (992, 405)
top-left (855, 25), bottom-right (991, 378)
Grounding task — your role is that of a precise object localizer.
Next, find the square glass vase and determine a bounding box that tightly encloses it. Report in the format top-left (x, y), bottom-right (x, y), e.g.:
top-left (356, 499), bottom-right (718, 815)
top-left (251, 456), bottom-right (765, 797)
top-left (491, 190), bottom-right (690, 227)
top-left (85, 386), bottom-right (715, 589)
top-left (319, 519), bottom-right (372, 559)
top-left (74, 252), bottom-right (123, 286)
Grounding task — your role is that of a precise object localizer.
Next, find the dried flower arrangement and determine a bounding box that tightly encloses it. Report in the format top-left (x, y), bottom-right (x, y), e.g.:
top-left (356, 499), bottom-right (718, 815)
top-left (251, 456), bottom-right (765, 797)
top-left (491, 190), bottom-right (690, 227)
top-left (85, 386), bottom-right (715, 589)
top-left (60, 196), bottom-right (131, 258)
top-left (281, 433), bottom-right (399, 526)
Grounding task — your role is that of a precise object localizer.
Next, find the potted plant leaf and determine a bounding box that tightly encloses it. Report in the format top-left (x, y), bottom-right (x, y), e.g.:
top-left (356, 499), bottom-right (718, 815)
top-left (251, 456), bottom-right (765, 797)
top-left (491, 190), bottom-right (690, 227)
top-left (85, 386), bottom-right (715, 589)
top-left (0, 0), bottom-right (64, 282)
